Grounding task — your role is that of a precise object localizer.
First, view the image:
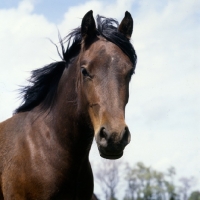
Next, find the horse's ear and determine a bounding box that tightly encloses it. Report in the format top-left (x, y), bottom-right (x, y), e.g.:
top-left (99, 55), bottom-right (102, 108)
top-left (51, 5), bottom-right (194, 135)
top-left (118, 11), bottom-right (133, 40)
top-left (81, 10), bottom-right (96, 41)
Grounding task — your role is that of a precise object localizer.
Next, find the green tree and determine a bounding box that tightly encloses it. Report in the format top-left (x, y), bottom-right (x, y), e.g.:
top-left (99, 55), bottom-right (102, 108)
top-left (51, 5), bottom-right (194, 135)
top-left (179, 177), bottom-right (196, 200)
top-left (153, 170), bottom-right (165, 200)
top-left (124, 162), bottom-right (161, 200)
top-left (165, 167), bottom-right (176, 199)
top-left (188, 191), bottom-right (200, 200)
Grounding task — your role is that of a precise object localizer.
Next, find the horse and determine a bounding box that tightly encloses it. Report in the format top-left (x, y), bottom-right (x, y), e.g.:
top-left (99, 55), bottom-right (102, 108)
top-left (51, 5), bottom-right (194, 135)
top-left (0, 10), bottom-right (137, 200)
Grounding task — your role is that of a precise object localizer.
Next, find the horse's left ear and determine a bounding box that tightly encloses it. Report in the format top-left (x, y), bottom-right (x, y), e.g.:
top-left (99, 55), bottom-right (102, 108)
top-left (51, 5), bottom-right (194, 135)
top-left (118, 11), bottom-right (133, 40)
top-left (81, 10), bottom-right (96, 41)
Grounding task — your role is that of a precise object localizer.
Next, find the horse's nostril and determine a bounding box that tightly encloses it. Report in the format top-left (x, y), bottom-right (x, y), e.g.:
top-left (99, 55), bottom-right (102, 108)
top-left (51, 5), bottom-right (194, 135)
top-left (99, 127), bottom-right (108, 147)
top-left (122, 126), bottom-right (131, 144)
top-left (100, 127), bottom-right (107, 140)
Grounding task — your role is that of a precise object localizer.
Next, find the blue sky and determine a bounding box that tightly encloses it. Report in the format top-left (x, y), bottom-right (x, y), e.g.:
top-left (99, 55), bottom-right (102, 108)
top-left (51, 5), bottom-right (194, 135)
top-left (0, 0), bottom-right (118, 22)
top-left (0, 0), bottom-right (200, 199)
top-left (0, 0), bottom-right (86, 22)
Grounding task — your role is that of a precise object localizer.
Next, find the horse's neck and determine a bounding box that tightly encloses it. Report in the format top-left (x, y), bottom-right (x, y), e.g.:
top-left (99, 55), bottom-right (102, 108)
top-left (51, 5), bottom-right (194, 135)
top-left (45, 62), bottom-right (93, 159)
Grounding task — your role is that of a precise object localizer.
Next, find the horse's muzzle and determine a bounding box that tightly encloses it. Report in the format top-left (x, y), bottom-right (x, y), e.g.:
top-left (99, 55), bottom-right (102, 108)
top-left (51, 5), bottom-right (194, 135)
top-left (95, 126), bottom-right (131, 159)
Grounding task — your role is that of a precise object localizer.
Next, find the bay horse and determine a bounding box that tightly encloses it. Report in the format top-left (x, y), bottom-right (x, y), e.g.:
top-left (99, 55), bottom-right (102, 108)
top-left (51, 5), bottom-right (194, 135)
top-left (0, 10), bottom-right (137, 200)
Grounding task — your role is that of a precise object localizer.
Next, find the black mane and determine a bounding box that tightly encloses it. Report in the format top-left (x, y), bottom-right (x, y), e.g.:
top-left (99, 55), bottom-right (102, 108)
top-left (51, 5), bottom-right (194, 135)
top-left (15, 15), bottom-right (137, 114)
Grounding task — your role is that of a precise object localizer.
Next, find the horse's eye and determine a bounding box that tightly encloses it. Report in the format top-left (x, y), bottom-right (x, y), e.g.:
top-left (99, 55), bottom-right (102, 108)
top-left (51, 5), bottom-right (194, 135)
top-left (81, 67), bottom-right (90, 77)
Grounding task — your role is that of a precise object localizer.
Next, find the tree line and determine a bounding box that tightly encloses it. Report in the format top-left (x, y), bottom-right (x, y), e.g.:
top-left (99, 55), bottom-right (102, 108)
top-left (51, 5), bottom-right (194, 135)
top-left (93, 161), bottom-right (199, 200)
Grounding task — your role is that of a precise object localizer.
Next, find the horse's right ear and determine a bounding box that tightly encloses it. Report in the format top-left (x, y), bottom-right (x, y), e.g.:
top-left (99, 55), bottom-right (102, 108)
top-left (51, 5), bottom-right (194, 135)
top-left (118, 11), bottom-right (133, 40)
top-left (81, 10), bottom-right (96, 41)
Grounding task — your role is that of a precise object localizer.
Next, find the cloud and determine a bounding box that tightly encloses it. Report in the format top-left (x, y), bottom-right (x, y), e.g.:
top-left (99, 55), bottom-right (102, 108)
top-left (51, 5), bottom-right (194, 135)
top-left (126, 0), bottom-right (200, 128)
top-left (0, 0), bottom-right (59, 120)
top-left (124, 0), bottom-right (200, 192)
top-left (17, 0), bottom-right (34, 13)
top-left (57, 0), bottom-right (135, 34)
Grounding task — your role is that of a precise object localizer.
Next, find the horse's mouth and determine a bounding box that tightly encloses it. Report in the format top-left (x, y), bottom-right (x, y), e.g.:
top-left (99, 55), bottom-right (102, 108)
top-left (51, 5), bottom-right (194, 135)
top-left (99, 150), bottom-right (123, 160)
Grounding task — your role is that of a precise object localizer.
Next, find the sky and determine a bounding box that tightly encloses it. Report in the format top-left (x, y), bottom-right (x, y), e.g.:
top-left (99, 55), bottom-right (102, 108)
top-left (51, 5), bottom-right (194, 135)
top-left (0, 0), bottom-right (199, 198)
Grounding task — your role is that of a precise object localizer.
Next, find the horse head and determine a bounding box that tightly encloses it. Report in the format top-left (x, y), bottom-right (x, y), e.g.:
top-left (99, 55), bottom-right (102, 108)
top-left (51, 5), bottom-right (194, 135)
top-left (78, 11), bottom-right (136, 159)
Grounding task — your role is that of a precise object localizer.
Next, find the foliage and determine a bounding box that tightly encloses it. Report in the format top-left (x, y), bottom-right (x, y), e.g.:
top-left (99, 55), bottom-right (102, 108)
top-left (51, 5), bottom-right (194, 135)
top-left (94, 161), bottom-right (198, 200)
top-left (188, 191), bottom-right (200, 200)
top-left (95, 160), bottom-right (121, 200)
